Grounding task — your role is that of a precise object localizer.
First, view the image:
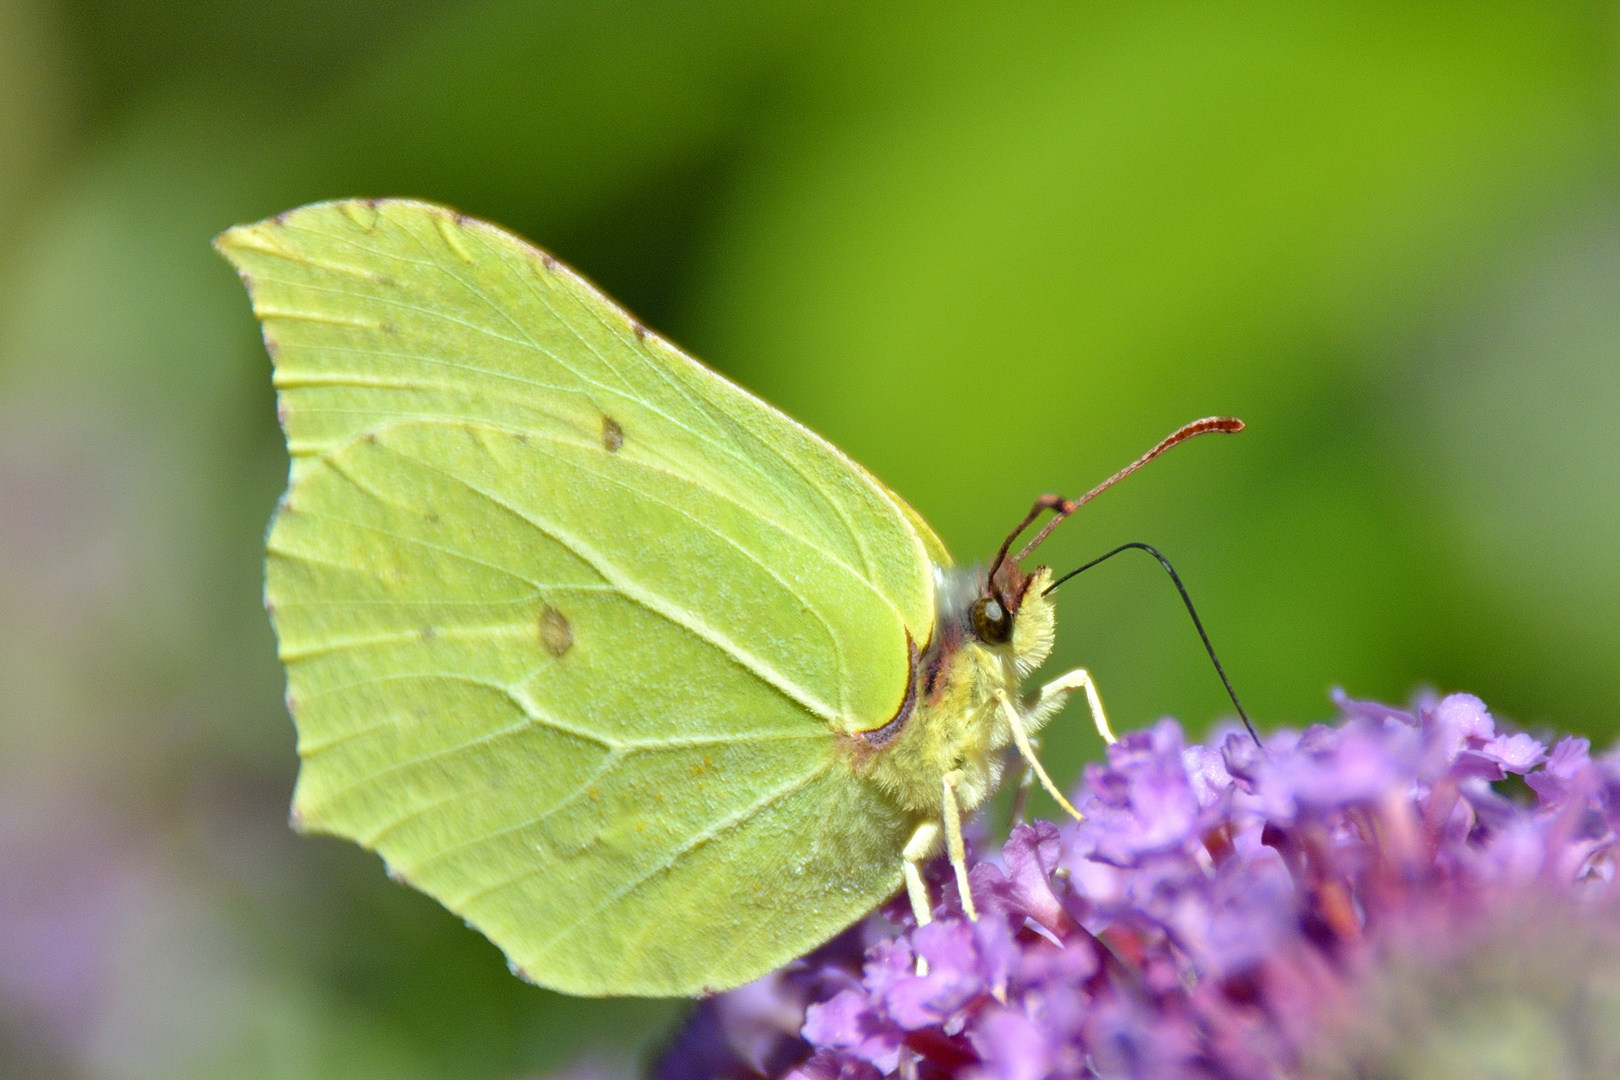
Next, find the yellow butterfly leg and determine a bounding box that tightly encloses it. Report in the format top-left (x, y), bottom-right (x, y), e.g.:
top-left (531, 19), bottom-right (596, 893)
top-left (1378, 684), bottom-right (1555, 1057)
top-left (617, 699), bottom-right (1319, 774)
top-left (1007, 752), bottom-right (1037, 827)
top-left (902, 820), bottom-right (940, 929)
top-left (942, 770), bottom-right (978, 922)
top-left (1027, 667), bottom-right (1117, 745)
top-left (898, 777), bottom-right (979, 925)
top-left (997, 689), bottom-right (1085, 822)
top-left (898, 774), bottom-right (979, 976)
top-left (902, 820), bottom-right (940, 975)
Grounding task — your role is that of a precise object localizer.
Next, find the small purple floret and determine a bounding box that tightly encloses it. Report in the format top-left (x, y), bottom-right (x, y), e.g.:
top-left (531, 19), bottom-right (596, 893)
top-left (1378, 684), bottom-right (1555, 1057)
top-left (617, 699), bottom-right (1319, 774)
top-left (654, 693), bottom-right (1620, 1080)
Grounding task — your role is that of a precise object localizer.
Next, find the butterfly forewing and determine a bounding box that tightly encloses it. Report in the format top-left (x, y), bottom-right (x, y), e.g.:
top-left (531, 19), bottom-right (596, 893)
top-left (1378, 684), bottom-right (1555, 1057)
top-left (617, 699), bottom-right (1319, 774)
top-left (219, 200), bottom-right (940, 995)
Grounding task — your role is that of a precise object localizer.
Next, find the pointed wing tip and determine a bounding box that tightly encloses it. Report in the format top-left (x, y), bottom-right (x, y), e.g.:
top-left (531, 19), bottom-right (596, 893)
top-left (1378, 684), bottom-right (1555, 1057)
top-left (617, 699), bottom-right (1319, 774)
top-left (212, 218), bottom-right (289, 273)
top-left (212, 221), bottom-right (257, 265)
top-left (214, 205), bottom-right (319, 257)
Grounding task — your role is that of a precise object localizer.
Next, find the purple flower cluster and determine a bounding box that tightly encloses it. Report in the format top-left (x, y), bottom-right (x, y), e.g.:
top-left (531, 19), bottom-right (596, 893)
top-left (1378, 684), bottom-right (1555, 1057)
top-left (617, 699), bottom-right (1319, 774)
top-left (655, 693), bottom-right (1620, 1080)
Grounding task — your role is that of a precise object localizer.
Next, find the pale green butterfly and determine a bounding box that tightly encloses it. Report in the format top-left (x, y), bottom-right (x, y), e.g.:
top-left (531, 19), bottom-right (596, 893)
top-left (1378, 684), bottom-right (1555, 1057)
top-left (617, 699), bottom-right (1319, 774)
top-left (217, 199), bottom-right (1242, 997)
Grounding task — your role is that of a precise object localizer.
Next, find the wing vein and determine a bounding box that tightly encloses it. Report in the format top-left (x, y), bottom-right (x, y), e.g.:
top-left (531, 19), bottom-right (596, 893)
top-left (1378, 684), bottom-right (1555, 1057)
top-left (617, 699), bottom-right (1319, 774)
top-left (534, 760), bottom-right (833, 947)
top-left (458, 758), bottom-right (831, 929)
top-left (384, 439), bottom-right (844, 722)
top-left (386, 731), bottom-right (828, 876)
top-left (303, 690), bottom-right (612, 818)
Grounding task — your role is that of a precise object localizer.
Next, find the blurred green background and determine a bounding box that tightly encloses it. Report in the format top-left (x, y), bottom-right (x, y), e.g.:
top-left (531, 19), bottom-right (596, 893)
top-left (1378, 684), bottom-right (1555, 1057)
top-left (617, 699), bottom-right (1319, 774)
top-left (4, 0), bottom-right (1620, 1076)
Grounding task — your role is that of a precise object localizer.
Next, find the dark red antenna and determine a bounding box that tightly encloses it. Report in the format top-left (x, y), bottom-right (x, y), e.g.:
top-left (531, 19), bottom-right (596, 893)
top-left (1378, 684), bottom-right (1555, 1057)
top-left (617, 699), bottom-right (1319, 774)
top-left (986, 417), bottom-right (1243, 593)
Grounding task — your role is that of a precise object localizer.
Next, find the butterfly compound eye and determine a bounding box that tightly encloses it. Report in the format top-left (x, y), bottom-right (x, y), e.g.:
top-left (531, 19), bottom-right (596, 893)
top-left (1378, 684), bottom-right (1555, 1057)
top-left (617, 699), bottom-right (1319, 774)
top-left (971, 596), bottom-right (1012, 645)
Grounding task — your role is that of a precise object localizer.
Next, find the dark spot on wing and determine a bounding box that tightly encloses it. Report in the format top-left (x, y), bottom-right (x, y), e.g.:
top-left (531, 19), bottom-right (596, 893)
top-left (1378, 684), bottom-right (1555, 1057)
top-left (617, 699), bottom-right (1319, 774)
top-left (601, 416), bottom-right (624, 452)
top-left (540, 252), bottom-right (556, 270)
top-left (540, 606), bottom-right (574, 656)
top-left (630, 321), bottom-right (649, 340)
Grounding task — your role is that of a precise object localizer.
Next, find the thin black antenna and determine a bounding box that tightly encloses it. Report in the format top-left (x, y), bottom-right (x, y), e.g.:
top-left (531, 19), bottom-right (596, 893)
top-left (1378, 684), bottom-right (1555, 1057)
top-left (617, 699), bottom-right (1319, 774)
top-left (1045, 542), bottom-right (1260, 745)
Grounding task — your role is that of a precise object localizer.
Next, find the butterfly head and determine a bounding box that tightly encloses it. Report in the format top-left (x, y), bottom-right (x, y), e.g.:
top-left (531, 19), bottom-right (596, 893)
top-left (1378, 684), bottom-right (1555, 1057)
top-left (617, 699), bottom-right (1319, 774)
top-left (933, 561), bottom-right (1056, 689)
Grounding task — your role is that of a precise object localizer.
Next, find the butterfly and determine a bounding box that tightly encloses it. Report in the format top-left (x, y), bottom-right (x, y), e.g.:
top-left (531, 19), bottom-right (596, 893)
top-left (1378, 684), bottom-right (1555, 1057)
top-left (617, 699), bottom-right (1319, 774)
top-left (218, 199), bottom-right (1243, 996)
